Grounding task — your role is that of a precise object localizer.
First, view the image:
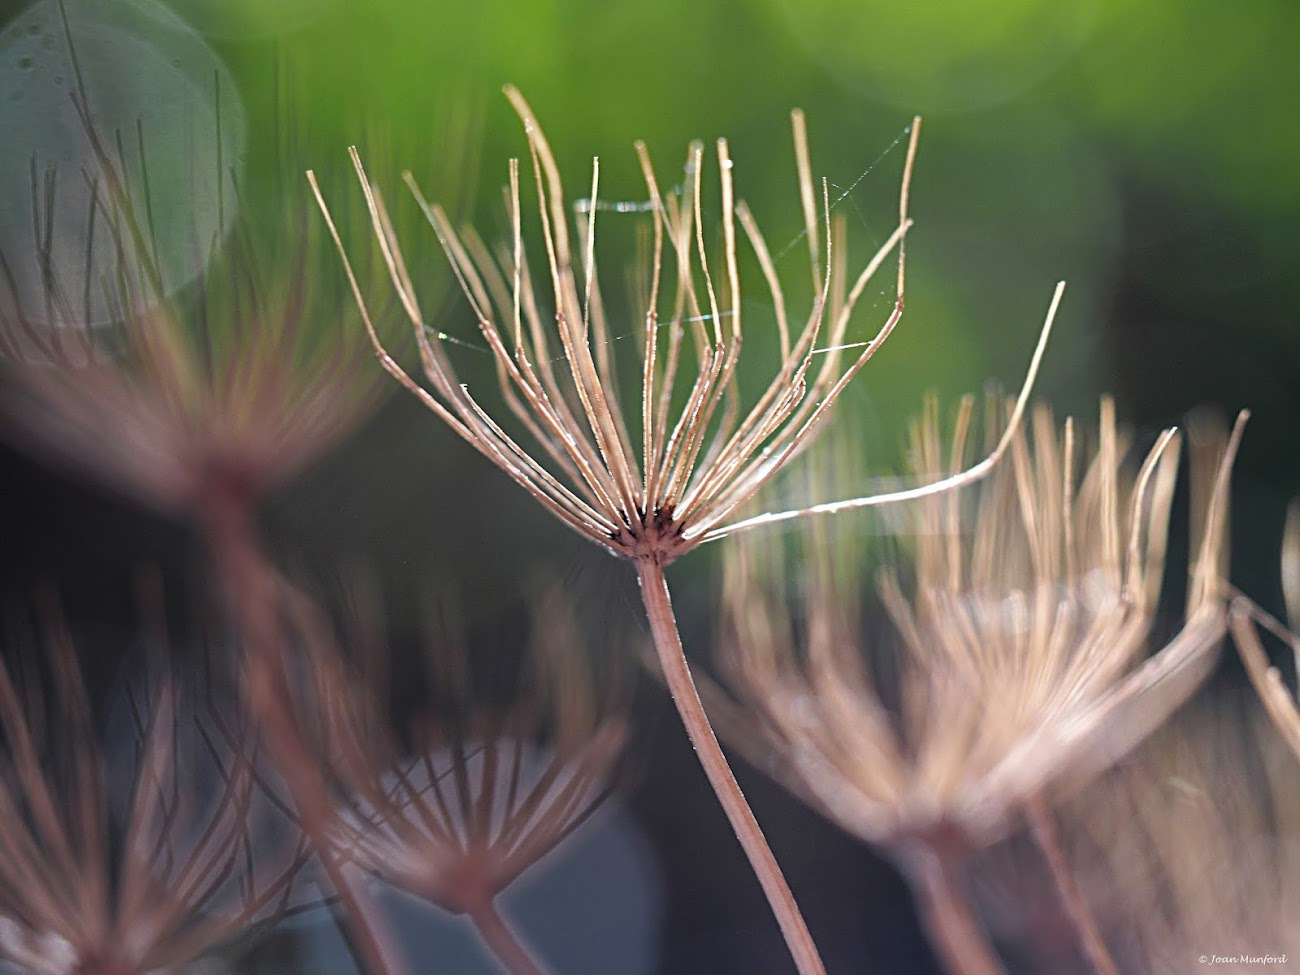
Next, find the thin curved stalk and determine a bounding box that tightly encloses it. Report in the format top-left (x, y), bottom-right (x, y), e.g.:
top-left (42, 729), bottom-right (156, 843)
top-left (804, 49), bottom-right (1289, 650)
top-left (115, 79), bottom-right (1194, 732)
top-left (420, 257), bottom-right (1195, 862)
top-left (202, 494), bottom-right (408, 975)
top-left (468, 900), bottom-right (548, 975)
top-left (1026, 796), bottom-right (1118, 975)
top-left (636, 559), bottom-right (825, 975)
top-left (904, 845), bottom-right (1005, 975)
top-left (1231, 599), bottom-right (1300, 765)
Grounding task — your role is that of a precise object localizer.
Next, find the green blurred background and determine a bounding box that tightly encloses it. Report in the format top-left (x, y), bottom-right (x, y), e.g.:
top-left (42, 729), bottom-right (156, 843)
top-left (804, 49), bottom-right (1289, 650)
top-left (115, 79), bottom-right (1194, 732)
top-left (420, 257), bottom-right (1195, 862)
top-left (207, 0), bottom-right (1300, 598)
top-left (2, 0), bottom-right (1298, 971)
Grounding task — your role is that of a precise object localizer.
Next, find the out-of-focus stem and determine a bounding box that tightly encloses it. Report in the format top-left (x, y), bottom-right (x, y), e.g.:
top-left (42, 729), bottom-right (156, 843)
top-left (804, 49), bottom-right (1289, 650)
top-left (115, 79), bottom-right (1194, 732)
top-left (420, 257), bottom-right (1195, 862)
top-left (467, 900), bottom-right (548, 975)
top-left (1026, 796), bottom-right (1118, 975)
top-left (905, 844), bottom-right (1006, 975)
top-left (201, 492), bottom-right (408, 975)
top-left (636, 558), bottom-right (826, 975)
top-left (1231, 601), bottom-right (1300, 765)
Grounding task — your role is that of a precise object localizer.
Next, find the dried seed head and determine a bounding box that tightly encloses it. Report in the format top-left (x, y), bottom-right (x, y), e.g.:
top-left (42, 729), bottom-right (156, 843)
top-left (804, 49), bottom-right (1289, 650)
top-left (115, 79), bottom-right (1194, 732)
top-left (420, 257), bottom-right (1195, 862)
top-left (313, 88), bottom-right (1061, 566)
top-left (0, 149), bottom-right (389, 514)
top-left (279, 581), bottom-right (626, 916)
top-left (0, 48), bottom-right (475, 516)
top-left (714, 398), bottom-right (1246, 851)
top-left (0, 597), bottom-right (305, 975)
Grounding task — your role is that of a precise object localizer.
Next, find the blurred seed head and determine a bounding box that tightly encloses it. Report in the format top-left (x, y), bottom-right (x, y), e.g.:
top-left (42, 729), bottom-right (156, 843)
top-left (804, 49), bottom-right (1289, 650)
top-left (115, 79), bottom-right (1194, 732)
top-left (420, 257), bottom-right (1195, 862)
top-left (0, 33), bottom-right (477, 518)
top-left (275, 578), bottom-right (628, 917)
top-left (713, 397), bottom-right (1245, 853)
top-left (0, 154), bottom-right (390, 515)
top-left (0, 592), bottom-right (305, 975)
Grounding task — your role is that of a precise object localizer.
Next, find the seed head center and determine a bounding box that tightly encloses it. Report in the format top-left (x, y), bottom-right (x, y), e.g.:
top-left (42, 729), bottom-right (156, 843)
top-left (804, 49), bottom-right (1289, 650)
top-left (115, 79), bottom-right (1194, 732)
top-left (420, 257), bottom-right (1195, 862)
top-left (612, 506), bottom-right (691, 565)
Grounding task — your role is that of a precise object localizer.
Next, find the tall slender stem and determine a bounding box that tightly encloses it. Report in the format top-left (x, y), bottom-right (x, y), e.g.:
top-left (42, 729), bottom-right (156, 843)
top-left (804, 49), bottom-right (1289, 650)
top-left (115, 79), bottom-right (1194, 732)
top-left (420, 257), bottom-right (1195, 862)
top-left (636, 558), bottom-right (825, 975)
top-left (202, 493), bottom-right (408, 975)
top-left (468, 899), bottom-right (548, 975)
top-left (904, 844), bottom-right (1005, 975)
top-left (1026, 797), bottom-right (1118, 975)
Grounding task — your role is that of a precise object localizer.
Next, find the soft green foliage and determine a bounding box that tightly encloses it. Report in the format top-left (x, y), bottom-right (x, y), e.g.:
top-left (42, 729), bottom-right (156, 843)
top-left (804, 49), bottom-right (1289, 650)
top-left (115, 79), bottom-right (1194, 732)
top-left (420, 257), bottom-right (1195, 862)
top-left (210, 0), bottom-right (1297, 454)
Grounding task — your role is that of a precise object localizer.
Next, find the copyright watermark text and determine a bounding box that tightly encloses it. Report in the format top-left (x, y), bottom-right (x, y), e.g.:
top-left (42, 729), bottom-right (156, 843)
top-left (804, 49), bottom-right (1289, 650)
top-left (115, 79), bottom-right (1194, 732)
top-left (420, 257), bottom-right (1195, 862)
top-left (1199, 954), bottom-right (1288, 966)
